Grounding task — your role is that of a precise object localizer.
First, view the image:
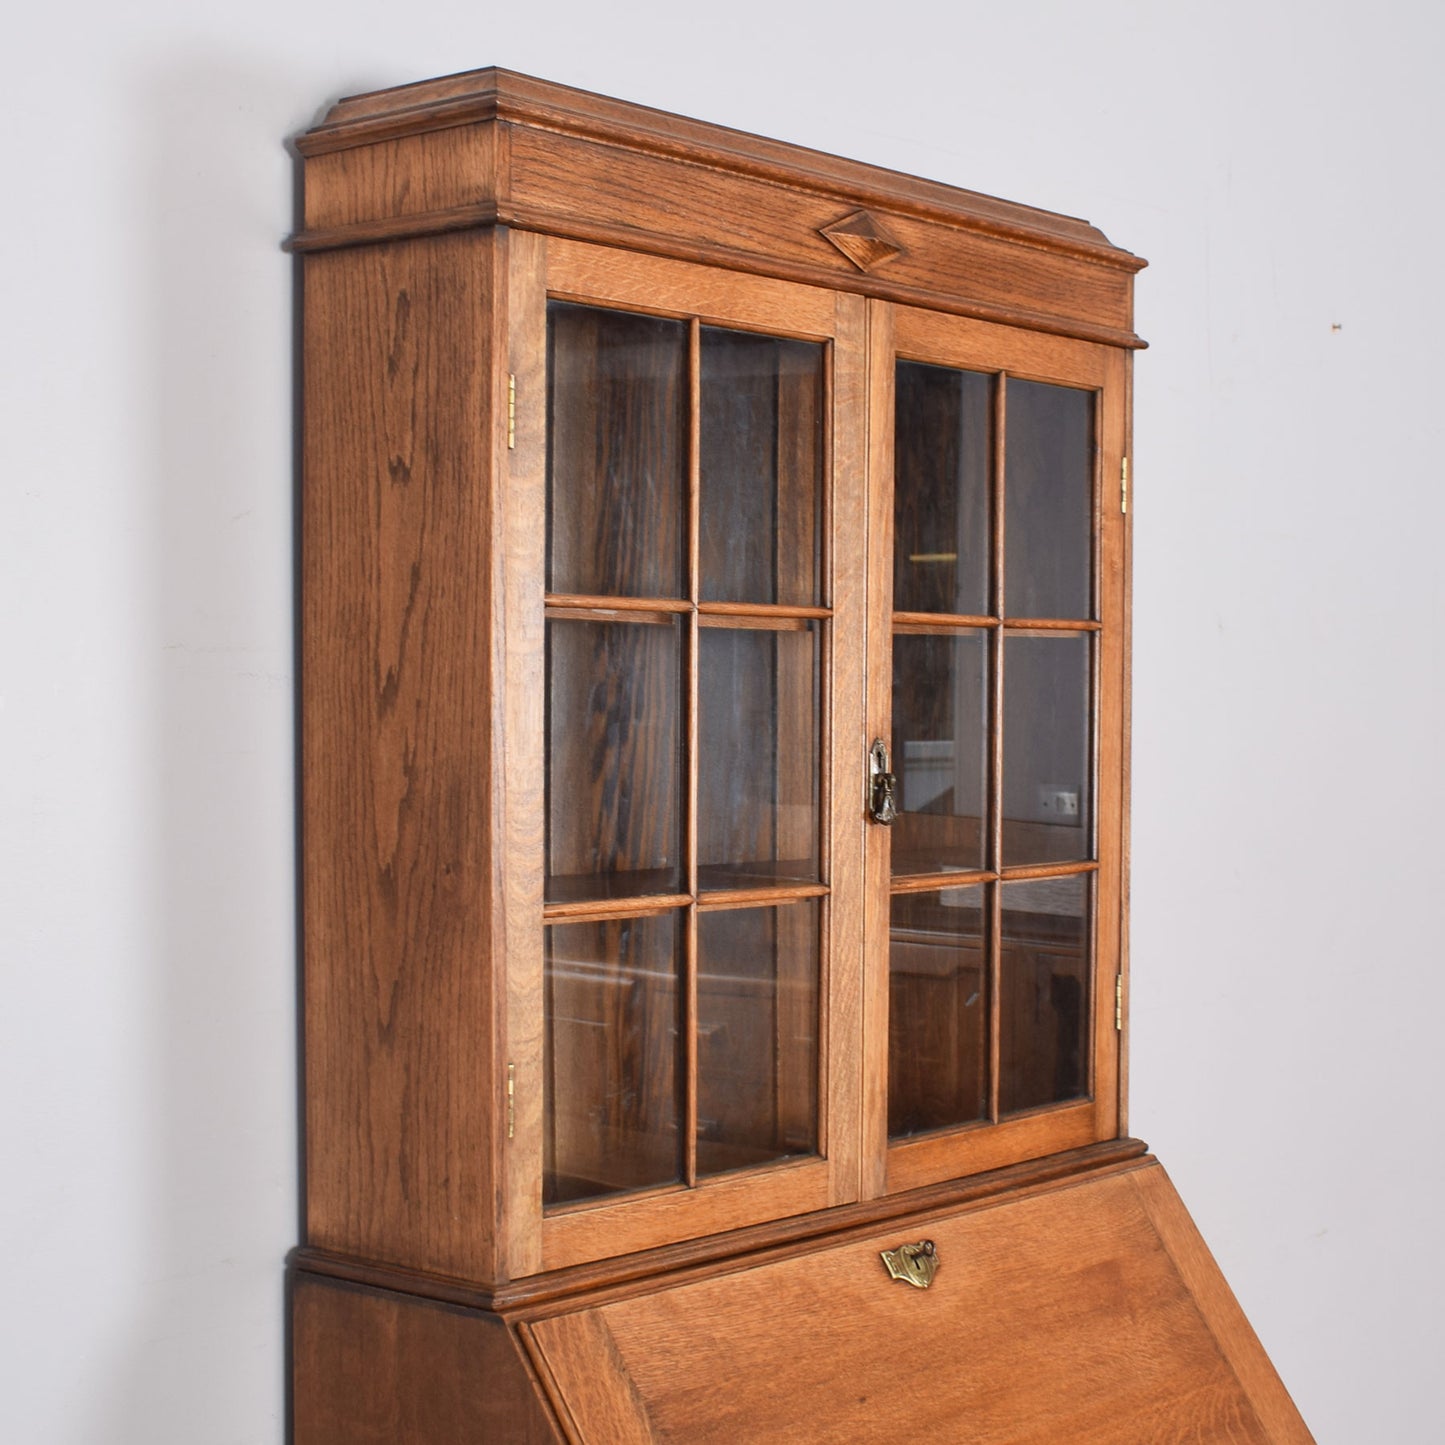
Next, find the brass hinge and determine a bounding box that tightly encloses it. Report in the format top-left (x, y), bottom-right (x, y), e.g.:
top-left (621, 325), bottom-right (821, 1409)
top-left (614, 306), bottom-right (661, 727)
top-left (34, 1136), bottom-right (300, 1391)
top-left (506, 1062), bottom-right (516, 1139)
top-left (1120, 456), bottom-right (1130, 514)
top-left (1115, 974), bottom-right (1124, 1031)
top-left (507, 374), bottom-right (517, 450)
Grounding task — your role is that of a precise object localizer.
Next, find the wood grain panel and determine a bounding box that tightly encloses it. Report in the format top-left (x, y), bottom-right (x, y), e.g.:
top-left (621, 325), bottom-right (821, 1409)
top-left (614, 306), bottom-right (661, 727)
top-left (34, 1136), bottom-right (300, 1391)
top-left (511, 126), bottom-right (1133, 340)
top-left (500, 226), bottom-right (548, 1278)
top-left (824, 289), bottom-right (869, 1206)
top-left (302, 70), bottom-right (1135, 268)
top-left (301, 230), bottom-right (498, 1279)
top-left (303, 126), bottom-right (497, 231)
top-left (522, 1312), bottom-right (658, 1445)
top-left (292, 1273), bottom-right (560, 1445)
top-left (531, 1162), bottom-right (1296, 1445)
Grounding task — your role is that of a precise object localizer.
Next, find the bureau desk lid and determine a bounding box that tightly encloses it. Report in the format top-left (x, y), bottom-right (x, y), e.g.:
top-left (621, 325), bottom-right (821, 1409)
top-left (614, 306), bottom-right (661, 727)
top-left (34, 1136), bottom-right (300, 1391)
top-left (521, 1158), bottom-right (1311, 1444)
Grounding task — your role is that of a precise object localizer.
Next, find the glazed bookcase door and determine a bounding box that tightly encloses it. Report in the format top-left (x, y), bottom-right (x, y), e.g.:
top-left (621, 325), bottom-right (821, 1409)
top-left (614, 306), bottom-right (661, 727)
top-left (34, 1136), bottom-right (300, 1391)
top-left (503, 236), bottom-right (867, 1272)
top-left (865, 301), bottom-right (1129, 1196)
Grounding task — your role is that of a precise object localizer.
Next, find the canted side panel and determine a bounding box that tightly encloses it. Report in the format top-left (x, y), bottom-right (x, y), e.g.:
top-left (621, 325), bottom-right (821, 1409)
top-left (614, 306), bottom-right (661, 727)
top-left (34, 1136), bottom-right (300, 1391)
top-left (292, 1273), bottom-right (562, 1445)
top-left (302, 231), bottom-right (500, 1280)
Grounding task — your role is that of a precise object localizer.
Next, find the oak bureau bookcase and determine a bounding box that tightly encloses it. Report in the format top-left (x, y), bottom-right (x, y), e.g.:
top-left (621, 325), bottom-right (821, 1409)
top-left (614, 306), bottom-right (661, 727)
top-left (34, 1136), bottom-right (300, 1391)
top-left (288, 68), bottom-right (1313, 1443)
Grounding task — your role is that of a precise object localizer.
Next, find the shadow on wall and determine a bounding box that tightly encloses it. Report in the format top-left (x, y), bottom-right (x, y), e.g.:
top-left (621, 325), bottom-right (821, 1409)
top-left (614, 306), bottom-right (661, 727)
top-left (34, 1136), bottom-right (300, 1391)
top-left (76, 60), bottom-right (314, 1445)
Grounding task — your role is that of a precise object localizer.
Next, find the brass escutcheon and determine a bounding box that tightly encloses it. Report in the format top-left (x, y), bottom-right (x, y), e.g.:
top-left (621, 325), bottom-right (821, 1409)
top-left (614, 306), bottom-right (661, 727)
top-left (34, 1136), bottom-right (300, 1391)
top-left (880, 1239), bottom-right (939, 1289)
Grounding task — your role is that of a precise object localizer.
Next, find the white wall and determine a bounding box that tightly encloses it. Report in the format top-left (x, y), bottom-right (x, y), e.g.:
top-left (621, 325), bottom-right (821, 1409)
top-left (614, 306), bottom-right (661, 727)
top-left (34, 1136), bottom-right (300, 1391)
top-left (3, 3), bottom-right (1439, 1440)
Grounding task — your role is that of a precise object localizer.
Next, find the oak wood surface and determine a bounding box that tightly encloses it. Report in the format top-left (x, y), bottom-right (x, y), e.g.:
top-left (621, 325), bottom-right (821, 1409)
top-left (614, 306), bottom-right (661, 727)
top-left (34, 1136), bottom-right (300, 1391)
top-left (303, 70), bottom-right (1126, 261)
top-left (519, 242), bottom-right (878, 1266)
top-left (292, 1273), bottom-right (560, 1445)
top-left (281, 67), bottom-right (1265, 1445)
top-left (502, 227), bottom-right (551, 1279)
top-left (290, 71), bottom-right (1145, 347)
top-left (291, 1138), bottom-right (1149, 1313)
top-left (301, 230), bottom-right (501, 1281)
top-left (527, 1160), bottom-right (1302, 1444)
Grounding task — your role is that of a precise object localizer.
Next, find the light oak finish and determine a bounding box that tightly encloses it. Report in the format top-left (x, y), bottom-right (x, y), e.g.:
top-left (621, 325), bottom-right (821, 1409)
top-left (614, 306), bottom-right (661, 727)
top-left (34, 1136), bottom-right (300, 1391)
top-left (524, 1160), bottom-right (1305, 1445)
top-left (301, 230), bottom-right (501, 1282)
top-left (292, 67), bottom-right (1311, 1445)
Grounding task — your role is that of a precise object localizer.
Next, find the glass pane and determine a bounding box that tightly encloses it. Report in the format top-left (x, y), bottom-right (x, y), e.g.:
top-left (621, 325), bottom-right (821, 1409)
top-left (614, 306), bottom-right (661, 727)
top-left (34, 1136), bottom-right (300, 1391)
top-left (546, 617), bottom-right (683, 903)
top-left (894, 362), bottom-right (992, 616)
top-left (547, 302), bottom-right (686, 598)
top-left (1002, 633), bottom-right (1091, 867)
top-left (1004, 379), bottom-right (1093, 619)
top-left (544, 913), bottom-right (682, 1205)
top-left (698, 625), bottom-right (819, 891)
top-left (890, 630), bottom-right (988, 876)
top-left (700, 328), bottom-right (824, 606)
top-left (697, 901), bottom-right (819, 1176)
top-left (999, 876), bottom-right (1090, 1114)
top-left (888, 886), bottom-right (988, 1138)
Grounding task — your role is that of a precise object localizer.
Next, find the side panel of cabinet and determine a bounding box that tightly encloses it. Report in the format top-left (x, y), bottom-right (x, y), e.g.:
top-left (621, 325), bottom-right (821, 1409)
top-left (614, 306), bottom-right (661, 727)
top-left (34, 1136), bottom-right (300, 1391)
top-left (292, 1273), bottom-right (562, 1444)
top-left (301, 229), bottom-right (504, 1281)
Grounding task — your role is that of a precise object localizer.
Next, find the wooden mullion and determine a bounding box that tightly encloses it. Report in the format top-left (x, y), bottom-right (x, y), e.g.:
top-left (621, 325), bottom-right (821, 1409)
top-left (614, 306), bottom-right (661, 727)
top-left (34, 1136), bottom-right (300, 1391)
top-left (684, 316), bottom-right (702, 1191)
top-left (987, 371), bottom-right (1007, 1126)
top-left (825, 292), bottom-right (868, 1207)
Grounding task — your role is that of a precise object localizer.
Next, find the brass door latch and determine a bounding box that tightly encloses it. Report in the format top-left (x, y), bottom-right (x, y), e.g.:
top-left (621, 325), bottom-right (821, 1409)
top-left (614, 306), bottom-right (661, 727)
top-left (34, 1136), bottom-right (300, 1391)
top-left (868, 739), bottom-right (897, 825)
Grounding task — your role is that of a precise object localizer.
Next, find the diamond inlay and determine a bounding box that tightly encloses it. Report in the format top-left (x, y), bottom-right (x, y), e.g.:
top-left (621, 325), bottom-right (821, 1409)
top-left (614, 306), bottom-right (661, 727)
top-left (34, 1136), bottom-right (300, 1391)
top-left (819, 209), bottom-right (905, 272)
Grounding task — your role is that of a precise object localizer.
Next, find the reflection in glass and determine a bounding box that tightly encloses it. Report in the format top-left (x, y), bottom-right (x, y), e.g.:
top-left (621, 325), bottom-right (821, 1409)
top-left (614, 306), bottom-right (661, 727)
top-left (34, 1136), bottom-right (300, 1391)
top-left (999, 875), bottom-right (1090, 1114)
top-left (544, 913), bottom-right (682, 1205)
top-left (1004, 379), bottom-right (1093, 620)
top-left (894, 362), bottom-right (993, 617)
top-left (1002, 633), bottom-right (1091, 867)
top-left (698, 625), bottom-right (819, 891)
top-left (700, 328), bottom-right (824, 606)
top-left (546, 617), bottom-right (683, 903)
top-left (697, 901), bottom-right (819, 1176)
top-left (888, 886), bottom-right (988, 1138)
top-left (547, 302), bottom-right (687, 598)
top-left (890, 631), bottom-right (988, 876)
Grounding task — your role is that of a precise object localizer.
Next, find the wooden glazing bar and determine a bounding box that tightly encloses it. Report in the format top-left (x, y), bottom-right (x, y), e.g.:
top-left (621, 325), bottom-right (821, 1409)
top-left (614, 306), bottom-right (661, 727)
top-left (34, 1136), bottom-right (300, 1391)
top-left (987, 880), bottom-right (1002, 1125)
top-left (696, 883), bottom-right (830, 912)
top-left (1000, 617), bottom-right (1101, 633)
top-left (542, 893), bottom-right (692, 923)
top-left (891, 610), bottom-right (998, 630)
top-left (684, 906), bottom-right (699, 1188)
top-left (818, 329), bottom-right (836, 889)
top-left (685, 316), bottom-right (702, 1192)
top-left (999, 859), bottom-right (1099, 883)
top-left (987, 373), bottom-right (1006, 1127)
top-left (696, 613), bottom-right (817, 632)
top-left (888, 869), bottom-right (994, 896)
top-left (696, 601), bottom-right (831, 619)
top-left (545, 606), bottom-right (678, 625)
top-left (545, 593), bottom-right (691, 612)
top-left (1091, 387), bottom-right (1104, 623)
